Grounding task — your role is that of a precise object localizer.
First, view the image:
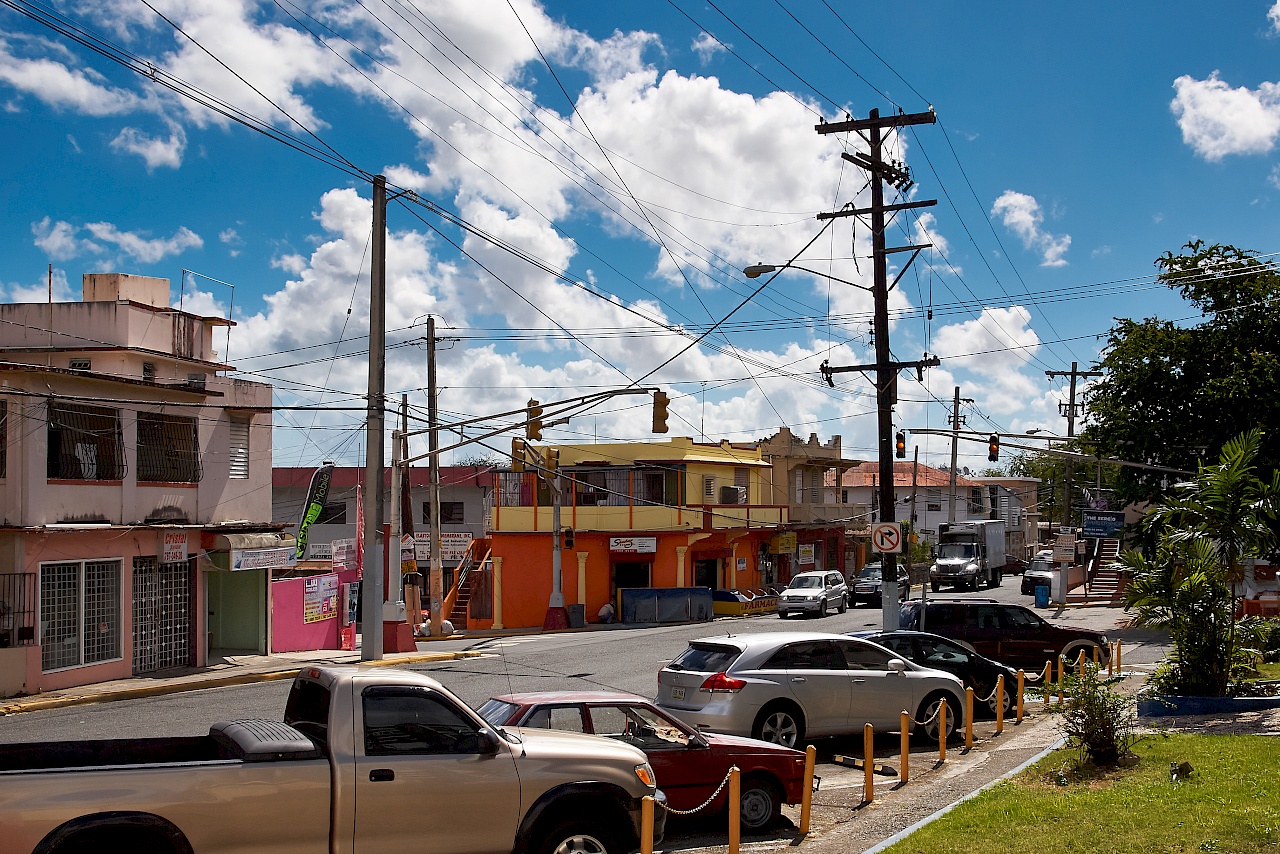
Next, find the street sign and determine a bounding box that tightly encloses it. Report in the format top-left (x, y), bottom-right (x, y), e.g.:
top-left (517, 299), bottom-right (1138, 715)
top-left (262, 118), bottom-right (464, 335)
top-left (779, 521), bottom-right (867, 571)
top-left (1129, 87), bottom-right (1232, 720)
top-left (871, 522), bottom-right (903, 554)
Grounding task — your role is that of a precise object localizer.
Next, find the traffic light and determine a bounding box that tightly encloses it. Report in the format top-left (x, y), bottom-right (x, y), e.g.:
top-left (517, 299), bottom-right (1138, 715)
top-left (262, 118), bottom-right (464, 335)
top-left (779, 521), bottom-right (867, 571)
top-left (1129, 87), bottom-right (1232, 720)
top-left (511, 437), bottom-right (526, 472)
top-left (895, 431), bottom-right (906, 458)
top-left (563, 527), bottom-right (575, 549)
top-left (652, 391), bottom-right (670, 434)
top-left (544, 448), bottom-right (559, 476)
top-left (526, 399), bottom-right (543, 440)
top-left (988, 434), bottom-right (1000, 462)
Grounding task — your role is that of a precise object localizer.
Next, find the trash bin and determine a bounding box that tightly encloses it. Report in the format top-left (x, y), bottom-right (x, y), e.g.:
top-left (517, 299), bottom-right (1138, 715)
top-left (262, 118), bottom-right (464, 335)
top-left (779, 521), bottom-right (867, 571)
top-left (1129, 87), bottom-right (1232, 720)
top-left (567, 603), bottom-right (586, 628)
top-left (1035, 585), bottom-right (1050, 608)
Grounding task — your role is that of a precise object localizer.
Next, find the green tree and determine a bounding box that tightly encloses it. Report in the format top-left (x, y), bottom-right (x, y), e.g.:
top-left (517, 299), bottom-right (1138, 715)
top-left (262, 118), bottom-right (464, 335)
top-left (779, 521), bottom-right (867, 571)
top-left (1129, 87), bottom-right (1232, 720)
top-left (1122, 430), bottom-right (1280, 696)
top-left (1007, 449), bottom-right (1121, 529)
top-left (1084, 242), bottom-right (1280, 506)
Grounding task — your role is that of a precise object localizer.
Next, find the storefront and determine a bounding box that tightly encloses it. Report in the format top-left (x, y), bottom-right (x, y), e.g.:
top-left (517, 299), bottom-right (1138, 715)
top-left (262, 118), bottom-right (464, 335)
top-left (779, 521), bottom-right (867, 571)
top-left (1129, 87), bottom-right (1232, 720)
top-left (200, 531), bottom-right (296, 657)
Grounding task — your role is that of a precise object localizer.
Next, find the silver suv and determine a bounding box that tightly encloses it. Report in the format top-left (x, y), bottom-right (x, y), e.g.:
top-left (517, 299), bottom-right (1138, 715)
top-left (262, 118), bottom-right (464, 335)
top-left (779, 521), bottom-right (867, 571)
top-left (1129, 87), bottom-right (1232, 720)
top-left (777, 570), bottom-right (849, 618)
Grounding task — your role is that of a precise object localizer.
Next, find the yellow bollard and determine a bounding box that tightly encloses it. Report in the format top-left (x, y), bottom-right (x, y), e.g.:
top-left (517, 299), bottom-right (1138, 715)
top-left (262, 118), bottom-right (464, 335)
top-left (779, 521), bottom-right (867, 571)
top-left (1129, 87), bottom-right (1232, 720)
top-left (1108, 642), bottom-right (1115, 677)
top-left (1058, 657), bottom-right (1065, 703)
top-left (863, 723), bottom-right (875, 802)
top-left (1093, 645), bottom-right (1100, 666)
top-left (799, 745), bottom-right (816, 834)
top-left (728, 766), bottom-right (740, 854)
top-left (938, 698), bottom-right (947, 762)
top-left (995, 675), bottom-right (1005, 734)
top-left (1016, 670), bottom-right (1025, 723)
top-left (1043, 661), bottom-right (1053, 705)
top-left (964, 686), bottom-right (974, 750)
top-left (1078, 651), bottom-right (1086, 678)
top-left (900, 710), bottom-right (911, 784)
top-left (1116, 640), bottom-right (1122, 674)
top-left (641, 796), bottom-right (654, 854)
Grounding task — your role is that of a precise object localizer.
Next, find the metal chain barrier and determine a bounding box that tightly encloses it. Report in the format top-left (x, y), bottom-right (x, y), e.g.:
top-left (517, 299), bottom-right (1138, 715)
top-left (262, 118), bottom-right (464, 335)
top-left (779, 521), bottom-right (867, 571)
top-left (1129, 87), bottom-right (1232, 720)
top-left (907, 705), bottom-right (942, 727)
top-left (657, 766), bottom-right (737, 815)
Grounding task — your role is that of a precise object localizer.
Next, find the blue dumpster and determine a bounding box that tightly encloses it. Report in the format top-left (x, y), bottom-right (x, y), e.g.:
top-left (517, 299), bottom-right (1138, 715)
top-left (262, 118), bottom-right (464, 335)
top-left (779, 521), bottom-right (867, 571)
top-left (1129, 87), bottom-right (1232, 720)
top-left (1035, 585), bottom-right (1050, 608)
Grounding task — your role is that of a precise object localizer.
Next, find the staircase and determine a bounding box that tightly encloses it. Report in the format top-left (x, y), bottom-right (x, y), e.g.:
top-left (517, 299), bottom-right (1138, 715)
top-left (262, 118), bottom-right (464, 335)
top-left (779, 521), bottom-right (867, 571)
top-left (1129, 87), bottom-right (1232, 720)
top-left (449, 574), bottom-right (472, 625)
top-left (1068, 538), bottom-right (1124, 603)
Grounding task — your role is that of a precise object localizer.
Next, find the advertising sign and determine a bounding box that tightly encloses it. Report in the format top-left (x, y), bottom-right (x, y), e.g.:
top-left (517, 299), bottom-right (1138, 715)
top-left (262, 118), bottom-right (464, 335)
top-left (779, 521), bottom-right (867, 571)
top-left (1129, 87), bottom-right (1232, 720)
top-left (609, 536), bottom-right (657, 553)
top-left (160, 530), bottom-right (188, 563)
top-left (769, 532), bottom-right (798, 554)
top-left (295, 463), bottom-right (334, 560)
top-left (798, 544), bottom-right (815, 565)
top-left (417, 533), bottom-right (475, 563)
top-left (308, 542), bottom-right (333, 560)
top-left (331, 538), bottom-right (357, 571)
top-left (400, 534), bottom-right (418, 575)
top-left (303, 574), bottom-right (339, 623)
top-left (231, 546), bottom-right (297, 572)
top-left (1053, 533), bottom-right (1077, 563)
top-left (1081, 510), bottom-right (1126, 539)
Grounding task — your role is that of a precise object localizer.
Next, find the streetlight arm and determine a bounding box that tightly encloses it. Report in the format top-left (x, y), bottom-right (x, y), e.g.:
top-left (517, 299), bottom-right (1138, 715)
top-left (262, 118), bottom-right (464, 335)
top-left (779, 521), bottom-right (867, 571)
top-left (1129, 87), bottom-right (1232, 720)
top-left (743, 262), bottom-right (872, 291)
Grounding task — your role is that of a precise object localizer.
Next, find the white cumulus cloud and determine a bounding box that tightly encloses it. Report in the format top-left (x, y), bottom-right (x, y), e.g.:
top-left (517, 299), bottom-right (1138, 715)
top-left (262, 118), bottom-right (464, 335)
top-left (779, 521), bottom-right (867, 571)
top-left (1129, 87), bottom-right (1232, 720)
top-left (991, 190), bottom-right (1070, 267)
top-left (110, 122), bottom-right (187, 170)
top-left (81, 222), bottom-right (203, 263)
top-left (1170, 72), bottom-right (1280, 160)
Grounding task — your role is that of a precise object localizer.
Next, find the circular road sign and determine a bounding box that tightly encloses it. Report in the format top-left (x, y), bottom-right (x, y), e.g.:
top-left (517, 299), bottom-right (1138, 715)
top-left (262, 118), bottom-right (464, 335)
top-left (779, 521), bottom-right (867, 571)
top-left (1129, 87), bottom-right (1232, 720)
top-left (871, 522), bottom-right (903, 553)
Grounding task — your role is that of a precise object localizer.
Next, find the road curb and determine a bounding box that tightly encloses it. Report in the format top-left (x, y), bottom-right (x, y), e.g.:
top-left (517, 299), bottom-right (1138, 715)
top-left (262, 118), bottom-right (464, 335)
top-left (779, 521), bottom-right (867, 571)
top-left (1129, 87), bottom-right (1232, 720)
top-left (0, 651), bottom-right (484, 716)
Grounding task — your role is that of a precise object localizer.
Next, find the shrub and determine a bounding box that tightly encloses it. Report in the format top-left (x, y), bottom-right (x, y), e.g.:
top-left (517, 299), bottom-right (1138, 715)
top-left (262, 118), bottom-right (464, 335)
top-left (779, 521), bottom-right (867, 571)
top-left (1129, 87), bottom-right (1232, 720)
top-left (1060, 664), bottom-right (1140, 767)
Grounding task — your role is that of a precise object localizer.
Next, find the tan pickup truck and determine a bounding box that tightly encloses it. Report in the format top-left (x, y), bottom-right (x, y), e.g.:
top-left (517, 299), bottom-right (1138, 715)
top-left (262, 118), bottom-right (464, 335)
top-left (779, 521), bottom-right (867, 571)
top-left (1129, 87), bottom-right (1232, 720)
top-left (0, 665), bottom-right (665, 854)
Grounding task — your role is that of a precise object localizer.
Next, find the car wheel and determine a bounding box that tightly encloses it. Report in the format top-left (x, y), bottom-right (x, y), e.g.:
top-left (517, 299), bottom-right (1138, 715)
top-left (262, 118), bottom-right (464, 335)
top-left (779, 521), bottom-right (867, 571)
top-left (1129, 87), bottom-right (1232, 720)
top-left (535, 819), bottom-right (618, 854)
top-left (752, 703), bottom-right (805, 748)
top-left (819, 598), bottom-right (828, 617)
top-left (930, 580), bottom-right (940, 593)
top-left (916, 692), bottom-right (959, 742)
top-left (984, 680), bottom-right (1015, 718)
top-left (838, 594), bottom-right (847, 614)
top-left (738, 774), bottom-right (783, 832)
top-left (870, 594), bottom-right (882, 609)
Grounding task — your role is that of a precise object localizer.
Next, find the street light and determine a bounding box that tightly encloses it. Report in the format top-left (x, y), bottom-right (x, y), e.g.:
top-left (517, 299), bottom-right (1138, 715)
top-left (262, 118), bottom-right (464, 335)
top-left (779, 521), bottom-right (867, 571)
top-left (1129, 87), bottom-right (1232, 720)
top-left (742, 263), bottom-right (873, 291)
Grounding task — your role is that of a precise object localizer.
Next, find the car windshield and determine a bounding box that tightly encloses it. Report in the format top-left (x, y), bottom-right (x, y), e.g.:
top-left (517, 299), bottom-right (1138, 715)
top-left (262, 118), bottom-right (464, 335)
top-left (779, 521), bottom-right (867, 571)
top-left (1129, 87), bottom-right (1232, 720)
top-left (858, 566), bottom-right (883, 581)
top-left (938, 543), bottom-right (977, 559)
top-left (788, 576), bottom-right (824, 589)
top-left (1027, 559), bottom-right (1053, 573)
top-left (476, 698), bottom-right (519, 727)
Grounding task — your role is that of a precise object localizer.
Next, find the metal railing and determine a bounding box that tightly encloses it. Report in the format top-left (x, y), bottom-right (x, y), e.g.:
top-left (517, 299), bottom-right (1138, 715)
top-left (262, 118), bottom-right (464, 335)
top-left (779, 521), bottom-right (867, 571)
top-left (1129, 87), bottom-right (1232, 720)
top-left (0, 573), bottom-right (37, 647)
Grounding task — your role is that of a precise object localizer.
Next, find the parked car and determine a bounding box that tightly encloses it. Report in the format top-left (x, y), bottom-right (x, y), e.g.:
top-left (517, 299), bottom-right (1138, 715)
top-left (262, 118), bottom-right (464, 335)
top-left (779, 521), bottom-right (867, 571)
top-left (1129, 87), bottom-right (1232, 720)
top-left (478, 691), bottom-right (806, 831)
top-left (0, 666), bottom-right (664, 854)
top-left (1021, 555), bottom-right (1056, 596)
top-left (655, 632), bottom-right (966, 747)
top-left (850, 563), bottom-right (909, 607)
top-left (850, 630), bottom-right (1018, 717)
top-left (898, 599), bottom-right (1110, 670)
top-left (777, 570), bottom-right (848, 618)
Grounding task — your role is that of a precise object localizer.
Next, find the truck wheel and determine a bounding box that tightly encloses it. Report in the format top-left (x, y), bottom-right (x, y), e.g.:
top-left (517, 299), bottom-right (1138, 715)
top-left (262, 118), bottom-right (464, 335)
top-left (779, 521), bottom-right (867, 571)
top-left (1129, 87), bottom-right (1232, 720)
top-left (930, 580), bottom-right (940, 593)
top-left (738, 774), bottom-right (783, 831)
top-left (536, 819), bottom-right (617, 854)
top-left (752, 702), bottom-right (805, 748)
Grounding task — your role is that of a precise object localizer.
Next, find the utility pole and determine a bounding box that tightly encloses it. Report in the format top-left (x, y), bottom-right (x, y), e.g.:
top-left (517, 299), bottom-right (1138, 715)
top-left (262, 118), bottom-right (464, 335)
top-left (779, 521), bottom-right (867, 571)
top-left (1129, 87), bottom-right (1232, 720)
top-left (907, 446), bottom-right (919, 601)
top-left (427, 317), bottom-right (444, 636)
top-left (817, 107), bottom-right (938, 588)
top-left (947, 387), bottom-right (973, 523)
top-left (361, 174), bottom-right (387, 661)
top-left (1045, 362), bottom-right (1102, 531)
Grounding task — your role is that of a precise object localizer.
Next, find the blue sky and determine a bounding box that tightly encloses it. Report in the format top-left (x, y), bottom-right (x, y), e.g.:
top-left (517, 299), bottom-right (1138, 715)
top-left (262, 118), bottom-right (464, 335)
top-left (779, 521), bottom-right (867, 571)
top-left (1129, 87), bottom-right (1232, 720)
top-left (3, 1), bottom-right (1279, 473)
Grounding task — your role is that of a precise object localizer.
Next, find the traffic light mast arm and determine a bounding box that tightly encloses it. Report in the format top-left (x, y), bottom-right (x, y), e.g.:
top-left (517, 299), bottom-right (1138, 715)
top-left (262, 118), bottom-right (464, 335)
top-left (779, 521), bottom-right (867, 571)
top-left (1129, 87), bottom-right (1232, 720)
top-left (903, 428), bottom-right (1195, 476)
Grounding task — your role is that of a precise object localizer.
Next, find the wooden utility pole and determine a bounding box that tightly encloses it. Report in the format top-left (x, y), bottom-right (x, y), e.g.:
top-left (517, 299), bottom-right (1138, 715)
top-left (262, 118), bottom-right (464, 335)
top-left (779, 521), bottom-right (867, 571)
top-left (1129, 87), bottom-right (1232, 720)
top-left (427, 316), bottom-right (444, 636)
top-left (1045, 362), bottom-right (1102, 530)
top-left (817, 108), bottom-right (938, 588)
top-left (947, 387), bottom-right (973, 523)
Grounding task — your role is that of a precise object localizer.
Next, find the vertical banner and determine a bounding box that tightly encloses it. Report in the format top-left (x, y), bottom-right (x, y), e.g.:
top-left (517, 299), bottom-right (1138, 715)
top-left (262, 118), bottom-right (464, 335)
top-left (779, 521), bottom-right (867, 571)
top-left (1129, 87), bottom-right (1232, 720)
top-left (296, 463), bottom-right (335, 560)
top-left (354, 483), bottom-right (365, 579)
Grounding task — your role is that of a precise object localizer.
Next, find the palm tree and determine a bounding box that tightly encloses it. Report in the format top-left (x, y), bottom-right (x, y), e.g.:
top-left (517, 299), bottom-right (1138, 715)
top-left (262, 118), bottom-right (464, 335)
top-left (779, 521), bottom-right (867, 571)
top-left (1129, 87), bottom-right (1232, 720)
top-left (1122, 429), bottom-right (1279, 696)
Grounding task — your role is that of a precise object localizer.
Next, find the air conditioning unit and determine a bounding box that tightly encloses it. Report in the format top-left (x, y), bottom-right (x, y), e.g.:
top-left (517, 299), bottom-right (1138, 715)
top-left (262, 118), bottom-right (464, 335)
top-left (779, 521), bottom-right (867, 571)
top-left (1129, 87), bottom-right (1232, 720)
top-left (720, 485), bottom-right (746, 505)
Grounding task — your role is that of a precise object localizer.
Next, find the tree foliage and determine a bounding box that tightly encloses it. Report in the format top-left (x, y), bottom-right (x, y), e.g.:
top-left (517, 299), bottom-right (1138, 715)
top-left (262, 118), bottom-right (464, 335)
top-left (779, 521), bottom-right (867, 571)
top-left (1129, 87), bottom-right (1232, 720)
top-left (1084, 242), bottom-right (1280, 506)
top-left (1007, 449), bottom-right (1122, 528)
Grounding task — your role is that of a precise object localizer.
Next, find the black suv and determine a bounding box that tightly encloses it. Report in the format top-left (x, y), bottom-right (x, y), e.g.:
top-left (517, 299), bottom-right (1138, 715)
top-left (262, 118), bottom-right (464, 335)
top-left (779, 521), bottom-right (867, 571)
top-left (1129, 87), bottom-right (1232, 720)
top-left (897, 599), bottom-right (1110, 671)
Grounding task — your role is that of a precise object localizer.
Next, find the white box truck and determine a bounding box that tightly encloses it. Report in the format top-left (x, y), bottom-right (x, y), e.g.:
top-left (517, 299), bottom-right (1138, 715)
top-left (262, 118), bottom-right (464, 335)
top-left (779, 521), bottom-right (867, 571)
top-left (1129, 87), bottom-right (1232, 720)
top-left (929, 520), bottom-right (1007, 591)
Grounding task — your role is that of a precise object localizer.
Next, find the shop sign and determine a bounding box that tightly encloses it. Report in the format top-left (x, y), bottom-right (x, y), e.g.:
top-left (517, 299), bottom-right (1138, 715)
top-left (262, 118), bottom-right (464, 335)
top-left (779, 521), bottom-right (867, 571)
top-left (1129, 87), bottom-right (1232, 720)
top-left (798, 544), bottom-right (815, 564)
top-left (736, 557), bottom-right (747, 574)
top-left (413, 533), bottom-right (473, 563)
top-left (1053, 534), bottom-right (1077, 563)
top-left (160, 530), bottom-right (188, 563)
top-left (610, 536), bottom-right (657, 553)
top-left (769, 532), bottom-right (797, 554)
top-left (1081, 510), bottom-right (1125, 538)
top-left (308, 542), bottom-right (333, 559)
top-left (231, 546), bottom-right (297, 572)
top-left (303, 574), bottom-right (339, 623)
top-left (331, 538), bottom-right (357, 571)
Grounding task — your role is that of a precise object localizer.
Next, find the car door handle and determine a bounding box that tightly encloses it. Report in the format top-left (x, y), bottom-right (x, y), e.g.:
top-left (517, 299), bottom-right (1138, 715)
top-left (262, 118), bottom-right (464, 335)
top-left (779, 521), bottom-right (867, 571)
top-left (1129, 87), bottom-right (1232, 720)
top-left (852, 678), bottom-right (866, 683)
top-left (369, 768), bottom-right (395, 782)
top-left (791, 677), bottom-right (806, 683)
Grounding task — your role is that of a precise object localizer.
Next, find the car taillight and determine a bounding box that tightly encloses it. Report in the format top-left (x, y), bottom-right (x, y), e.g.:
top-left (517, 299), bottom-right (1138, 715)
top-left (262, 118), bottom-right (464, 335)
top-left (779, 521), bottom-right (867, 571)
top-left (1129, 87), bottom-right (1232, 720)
top-left (700, 672), bottom-right (746, 693)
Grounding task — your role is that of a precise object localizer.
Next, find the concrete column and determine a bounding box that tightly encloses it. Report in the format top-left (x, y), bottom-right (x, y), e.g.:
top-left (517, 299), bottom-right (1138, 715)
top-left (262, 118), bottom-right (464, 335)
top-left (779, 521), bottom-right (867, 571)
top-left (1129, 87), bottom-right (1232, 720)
top-left (576, 551), bottom-right (588, 605)
top-left (730, 543), bottom-right (738, 589)
top-left (491, 556), bottom-right (504, 629)
top-left (675, 546), bottom-right (688, 588)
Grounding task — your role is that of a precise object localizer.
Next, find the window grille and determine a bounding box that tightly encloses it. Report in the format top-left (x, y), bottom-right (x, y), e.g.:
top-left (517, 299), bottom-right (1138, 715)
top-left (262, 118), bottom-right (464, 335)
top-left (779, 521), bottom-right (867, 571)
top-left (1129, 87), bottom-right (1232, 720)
top-left (69, 358), bottom-right (91, 371)
top-left (0, 572), bottom-right (37, 647)
top-left (228, 416), bottom-right (250, 479)
top-left (137, 412), bottom-right (201, 483)
top-left (809, 469), bottom-right (820, 504)
top-left (47, 403), bottom-right (125, 480)
top-left (794, 469), bottom-right (804, 504)
top-left (39, 560), bottom-right (121, 671)
top-left (132, 557), bottom-right (191, 674)
top-left (703, 475), bottom-right (717, 502)
top-left (142, 362), bottom-right (156, 382)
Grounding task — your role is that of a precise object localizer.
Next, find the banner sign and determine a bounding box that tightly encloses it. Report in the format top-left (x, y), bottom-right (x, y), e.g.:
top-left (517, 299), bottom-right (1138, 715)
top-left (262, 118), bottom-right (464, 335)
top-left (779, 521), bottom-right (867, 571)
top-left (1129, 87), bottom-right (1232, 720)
top-left (1081, 510), bottom-right (1126, 538)
top-left (303, 574), bottom-right (339, 623)
top-left (308, 542), bottom-right (333, 559)
top-left (160, 530), bottom-right (188, 563)
top-left (331, 537), bottom-right (357, 571)
top-left (400, 534), bottom-right (418, 575)
top-left (295, 463), bottom-right (334, 560)
top-left (610, 536), bottom-right (657, 553)
top-left (232, 546), bottom-right (297, 572)
top-left (769, 532), bottom-right (797, 554)
top-left (415, 532), bottom-right (475, 563)
top-left (798, 543), bottom-right (816, 564)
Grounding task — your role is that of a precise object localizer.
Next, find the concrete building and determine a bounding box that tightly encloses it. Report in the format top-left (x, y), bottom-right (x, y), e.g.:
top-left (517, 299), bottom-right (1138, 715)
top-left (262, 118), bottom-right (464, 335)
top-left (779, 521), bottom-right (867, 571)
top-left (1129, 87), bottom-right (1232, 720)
top-left (0, 273), bottom-right (281, 698)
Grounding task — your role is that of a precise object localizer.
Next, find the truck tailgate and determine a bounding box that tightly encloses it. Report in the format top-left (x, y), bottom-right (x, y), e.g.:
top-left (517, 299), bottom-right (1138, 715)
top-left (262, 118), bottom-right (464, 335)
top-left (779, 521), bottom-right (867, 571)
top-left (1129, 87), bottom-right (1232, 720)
top-left (0, 759), bottom-right (331, 854)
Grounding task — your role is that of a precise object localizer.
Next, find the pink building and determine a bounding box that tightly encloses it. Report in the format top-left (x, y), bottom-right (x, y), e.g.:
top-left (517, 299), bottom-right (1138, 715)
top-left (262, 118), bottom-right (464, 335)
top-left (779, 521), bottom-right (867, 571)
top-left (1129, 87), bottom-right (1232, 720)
top-left (0, 273), bottom-right (287, 698)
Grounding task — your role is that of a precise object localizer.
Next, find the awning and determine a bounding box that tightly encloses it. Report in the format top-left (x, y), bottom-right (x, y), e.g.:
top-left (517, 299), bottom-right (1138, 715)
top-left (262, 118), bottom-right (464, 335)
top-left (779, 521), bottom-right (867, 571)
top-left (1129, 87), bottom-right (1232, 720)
top-left (208, 532), bottom-right (295, 551)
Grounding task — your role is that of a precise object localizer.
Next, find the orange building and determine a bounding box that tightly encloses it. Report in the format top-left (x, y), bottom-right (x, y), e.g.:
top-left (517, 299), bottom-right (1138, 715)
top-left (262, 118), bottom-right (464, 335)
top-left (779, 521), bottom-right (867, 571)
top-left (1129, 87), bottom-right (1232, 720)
top-left (475, 438), bottom-right (790, 630)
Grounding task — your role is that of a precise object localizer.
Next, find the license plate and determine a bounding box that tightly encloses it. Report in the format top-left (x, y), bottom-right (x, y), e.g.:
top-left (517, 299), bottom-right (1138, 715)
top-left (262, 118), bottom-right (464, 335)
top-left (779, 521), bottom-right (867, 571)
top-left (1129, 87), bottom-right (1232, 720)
top-left (671, 686), bottom-right (686, 701)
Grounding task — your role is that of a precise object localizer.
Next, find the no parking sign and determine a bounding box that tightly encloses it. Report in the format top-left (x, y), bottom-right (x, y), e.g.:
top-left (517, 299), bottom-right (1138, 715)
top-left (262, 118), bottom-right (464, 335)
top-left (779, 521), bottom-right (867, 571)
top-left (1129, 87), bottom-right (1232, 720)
top-left (871, 522), bottom-right (903, 553)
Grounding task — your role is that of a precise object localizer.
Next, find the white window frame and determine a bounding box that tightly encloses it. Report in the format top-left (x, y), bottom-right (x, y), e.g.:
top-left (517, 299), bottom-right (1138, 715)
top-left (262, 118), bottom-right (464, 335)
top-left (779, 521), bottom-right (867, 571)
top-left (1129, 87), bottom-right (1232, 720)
top-left (39, 558), bottom-right (123, 672)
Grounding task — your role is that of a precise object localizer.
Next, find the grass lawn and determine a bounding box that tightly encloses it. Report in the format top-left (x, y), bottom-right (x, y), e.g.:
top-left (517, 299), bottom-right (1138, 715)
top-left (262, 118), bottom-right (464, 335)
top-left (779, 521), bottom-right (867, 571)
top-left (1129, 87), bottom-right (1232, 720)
top-left (880, 733), bottom-right (1280, 853)
top-left (1254, 661), bottom-right (1280, 680)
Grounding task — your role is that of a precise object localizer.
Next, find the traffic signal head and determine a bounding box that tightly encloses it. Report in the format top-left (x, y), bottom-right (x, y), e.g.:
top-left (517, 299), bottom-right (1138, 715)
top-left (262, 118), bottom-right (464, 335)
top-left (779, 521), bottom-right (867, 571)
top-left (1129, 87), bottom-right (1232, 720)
top-left (511, 437), bottom-right (526, 472)
top-left (526, 399), bottom-right (544, 440)
top-left (652, 391), bottom-right (670, 434)
top-left (563, 527), bottom-right (575, 550)
top-left (895, 430), bottom-right (906, 458)
top-left (544, 448), bottom-right (559, 476)
top-left (988, 434), bottom-right (1000, 462)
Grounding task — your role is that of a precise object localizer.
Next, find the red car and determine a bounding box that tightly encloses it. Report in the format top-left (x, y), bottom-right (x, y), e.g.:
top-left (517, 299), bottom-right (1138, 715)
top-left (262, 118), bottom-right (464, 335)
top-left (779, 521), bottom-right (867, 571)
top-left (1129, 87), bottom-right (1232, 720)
top-left (478, 691), bottom-right (807, 831)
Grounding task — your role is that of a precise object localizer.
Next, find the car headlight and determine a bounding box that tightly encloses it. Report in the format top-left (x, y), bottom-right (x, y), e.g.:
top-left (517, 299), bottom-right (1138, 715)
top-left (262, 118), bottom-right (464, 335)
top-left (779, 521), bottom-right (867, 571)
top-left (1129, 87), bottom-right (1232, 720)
top-left (634, 762), bottom-right (656, 788)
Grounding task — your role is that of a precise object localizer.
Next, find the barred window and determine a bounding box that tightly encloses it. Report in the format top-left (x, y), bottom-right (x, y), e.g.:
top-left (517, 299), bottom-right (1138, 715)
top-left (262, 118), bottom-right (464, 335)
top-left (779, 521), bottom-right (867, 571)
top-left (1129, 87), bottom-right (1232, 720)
top-left (229, 416), bottom-right (250, 479)
top-left (47, 402), bottom-right (125, 481)
top-left (137, 412), bottom-right (201, 483)
top-left (40, 560), bottom-right (121, 671)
